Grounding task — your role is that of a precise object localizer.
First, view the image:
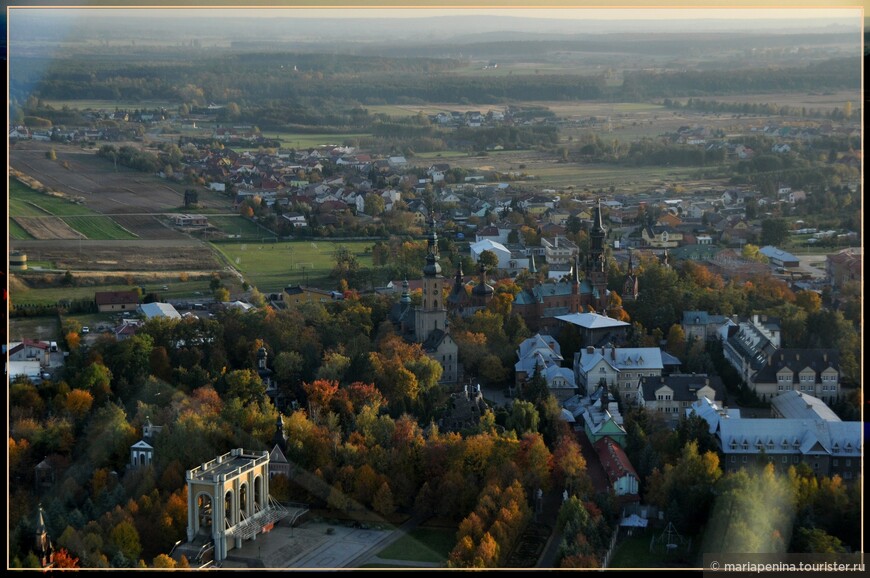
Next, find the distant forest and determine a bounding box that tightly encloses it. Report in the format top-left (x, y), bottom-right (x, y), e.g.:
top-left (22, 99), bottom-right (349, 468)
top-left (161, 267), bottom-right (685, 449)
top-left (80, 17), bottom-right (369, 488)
top-left (10, 48), bottom-right (860, 107)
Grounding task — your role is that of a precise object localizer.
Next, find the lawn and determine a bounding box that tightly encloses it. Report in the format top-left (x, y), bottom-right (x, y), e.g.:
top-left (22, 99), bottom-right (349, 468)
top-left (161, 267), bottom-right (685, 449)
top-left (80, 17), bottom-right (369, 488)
top-left (212, 239), bottom-right (376, 293)
top-left (608, 530), bottom-right (698, 569)
top-left (375, 527), bottom-right (456, 564)
top-left (62, 216), bottom-right (138, 240)
top-left (10, 179), bottom-right (103, 217)
top-left (207, 216), bottom-right (273, 239)
top-left (9, 316), bottom-right (62, 342)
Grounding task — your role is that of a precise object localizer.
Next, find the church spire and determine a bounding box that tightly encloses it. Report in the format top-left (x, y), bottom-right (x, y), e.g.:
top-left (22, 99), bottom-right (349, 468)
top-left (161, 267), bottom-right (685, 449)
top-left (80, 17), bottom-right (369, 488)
top-left (400, 279), bottom-right (411, 304)
top-left (34, 504), bottom-right (53, 568)
top-left (422, 215), bottom-right (442, 277)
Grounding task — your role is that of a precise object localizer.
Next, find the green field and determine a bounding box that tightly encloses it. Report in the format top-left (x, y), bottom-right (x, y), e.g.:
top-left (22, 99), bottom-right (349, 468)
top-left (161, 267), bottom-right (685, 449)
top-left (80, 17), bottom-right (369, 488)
top-left (40, 99), bottom-right (176, 111)
top-left (10, 277), bottom-right (232, 308)
top-left (207, 216), bottom-right (273, 239)
top-left (265, 132), bottom-right (371, 149)
top-left (375, 527), bottom-right (456, 564)
top-left (526, 164), bottom-right (700, 190)
top-left (10, 179), bottom-right (103, 217)
top-left (212, 239), bottom-right (376, 292)
top-left (62, 216), bottom-right (138, 240)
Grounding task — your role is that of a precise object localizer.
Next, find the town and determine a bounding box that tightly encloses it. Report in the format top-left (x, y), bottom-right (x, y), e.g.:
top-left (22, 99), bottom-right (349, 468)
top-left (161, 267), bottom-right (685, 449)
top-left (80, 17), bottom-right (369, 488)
top-left (7, 7), bottom-right (863, 570)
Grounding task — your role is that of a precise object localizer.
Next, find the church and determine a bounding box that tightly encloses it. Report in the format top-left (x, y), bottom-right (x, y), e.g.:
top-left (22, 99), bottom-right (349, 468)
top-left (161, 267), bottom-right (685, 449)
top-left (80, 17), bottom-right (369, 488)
top-left (390, 217), bottom-right (459, 384)
top-left (512, 200), bottom-right (611, 333)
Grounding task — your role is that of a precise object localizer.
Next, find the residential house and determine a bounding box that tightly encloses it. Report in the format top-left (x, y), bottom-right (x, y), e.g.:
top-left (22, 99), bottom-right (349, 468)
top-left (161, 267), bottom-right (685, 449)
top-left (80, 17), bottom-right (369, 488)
top-left (581, 388), bottom-right (628, 447)
top-left (281, 212), bottom-right (308, 228)
top-left (593, 436), bottom-right (639, 500)
top-left (721, 314), bottom-right (781, 388)
top-left (574, 345), bottom-right (665, 403)
top-left (8, 340), bottom-right (51, 367)
top-left (752, 349), bottom-right (840, 404)
top-left (283, 285), bottom-right (343, 306)
top-left (681, 311), bottom-right (729, 342)
top-left (541, 236), bottom-right (579, 265)
top-left (637, 374), bottom-right (726, 425)
top-left (95, 290), bottom-right (140, 313)
top-left (514, 333), bottom-right (568, 393)
top-left (641, 225), bottom-right (683, 248)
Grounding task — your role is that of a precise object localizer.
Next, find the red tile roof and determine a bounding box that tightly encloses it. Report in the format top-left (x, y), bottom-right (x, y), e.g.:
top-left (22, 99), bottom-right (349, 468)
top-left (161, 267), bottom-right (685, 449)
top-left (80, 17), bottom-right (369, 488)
top-left (95, 291), bottom-right (140, 306)
top-left (593, 436), bottom-right (639, 487)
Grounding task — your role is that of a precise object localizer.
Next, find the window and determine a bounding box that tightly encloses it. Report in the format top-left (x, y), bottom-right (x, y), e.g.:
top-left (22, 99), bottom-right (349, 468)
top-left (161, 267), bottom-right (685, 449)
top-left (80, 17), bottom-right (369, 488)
top-left (730, 456), bottom-right (736, 463)
top-left (833, 459), bottom-right (838, 466)
top-left (782, 456), bottom-right (788, 464)
top-left (844, 471), bottom-right (852, 480)
top-left (792, 456), bottom-right (799, 464)
top-left (813, 462), bottom-right (819, 470)
top-left (778, 385), bottom-right (784, 391)
top-left (742, 456), bottom-right (747, 463)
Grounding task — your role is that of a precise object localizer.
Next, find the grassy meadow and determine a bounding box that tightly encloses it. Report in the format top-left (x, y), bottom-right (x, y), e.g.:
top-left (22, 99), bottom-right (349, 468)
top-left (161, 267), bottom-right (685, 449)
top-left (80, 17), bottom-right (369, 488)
top-left (212, 239), bottom-right (376, 292)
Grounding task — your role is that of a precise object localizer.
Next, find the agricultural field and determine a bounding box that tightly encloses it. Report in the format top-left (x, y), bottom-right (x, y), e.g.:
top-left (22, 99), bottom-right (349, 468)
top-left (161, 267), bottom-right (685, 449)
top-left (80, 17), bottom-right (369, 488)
top-left (10, 178), bottom-right (102, 217)
top-left (9, 220), bottom-right (35, 240)
top-left (62, 216), bottom-right (138, 240)
top-left (110, 215), bottom-right (191, 240)
top-left (12, 216), bottom-right (84, 240)
top-left (10, 140), bottom-right (233, 215)
top-left (213, 239), bottom-right (376, 292)
top-left (9, 239), bottom-right (224, 273)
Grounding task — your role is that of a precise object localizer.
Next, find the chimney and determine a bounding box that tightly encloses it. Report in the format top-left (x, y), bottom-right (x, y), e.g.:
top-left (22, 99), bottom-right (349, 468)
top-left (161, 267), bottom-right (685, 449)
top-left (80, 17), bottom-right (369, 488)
top-left (587, 346), bottom-right (595, 354)
top-left (611, 346), bottom-right (616, 361)
top-left (796, 353), bottom-right (800, 361)
top-left (823, 353), bottom-right (827, 362)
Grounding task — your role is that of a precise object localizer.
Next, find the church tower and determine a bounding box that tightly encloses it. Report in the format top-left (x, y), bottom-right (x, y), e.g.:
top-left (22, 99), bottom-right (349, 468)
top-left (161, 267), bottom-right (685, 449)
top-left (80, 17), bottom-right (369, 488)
top-left (34, 504), bottom-right (54, 568)
top-left (623, 250), bottom-right (638, 302)
top-left (586, 199), bottom-right (609, 311)
top-left (416, 216), bottom-right (448, 341)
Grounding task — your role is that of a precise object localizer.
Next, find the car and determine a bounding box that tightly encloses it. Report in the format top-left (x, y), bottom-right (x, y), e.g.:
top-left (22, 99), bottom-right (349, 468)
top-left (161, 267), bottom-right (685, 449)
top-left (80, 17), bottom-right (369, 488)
top-left (81, 326), bottom-right (90, 334)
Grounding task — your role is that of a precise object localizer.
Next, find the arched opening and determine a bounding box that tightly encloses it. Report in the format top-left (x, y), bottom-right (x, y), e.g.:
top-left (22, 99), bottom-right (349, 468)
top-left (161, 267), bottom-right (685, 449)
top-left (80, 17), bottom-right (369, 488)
top-left (254, 476), bottom-right (263, 509)
top-left (239, 483), bottom-right (248, 516)
top-left (225, 490), bottom-right (234, 526)
top-left (197, 494), bottom-right (213, 534)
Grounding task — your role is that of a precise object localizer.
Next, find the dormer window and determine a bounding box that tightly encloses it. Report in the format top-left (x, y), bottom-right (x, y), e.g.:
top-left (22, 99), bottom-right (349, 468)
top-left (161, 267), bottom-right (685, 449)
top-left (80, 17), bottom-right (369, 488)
top-left (730, 440), bottom-right (737, 450)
